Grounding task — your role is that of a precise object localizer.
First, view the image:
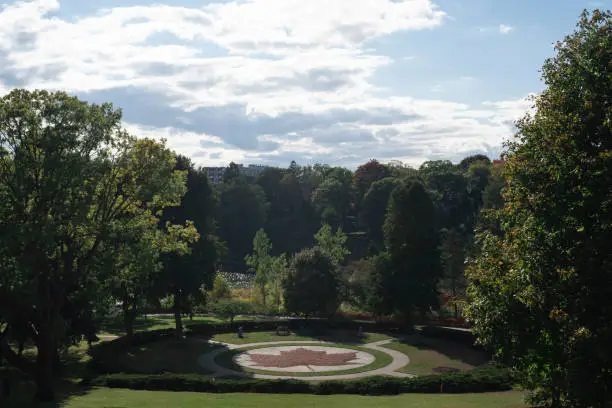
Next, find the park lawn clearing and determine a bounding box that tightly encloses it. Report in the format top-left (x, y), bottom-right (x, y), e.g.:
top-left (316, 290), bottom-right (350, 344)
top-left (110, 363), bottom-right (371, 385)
top-left (116, 338), bottom-right (220, 374)
top-left (98, 314), bottom-right (265, 336)
top-left (50, 389), bottom-right (528, 408)
top-left (213, 342), bottom-right (393, 377)
top-left (211, 330), bottom-right (392, 345)
top-left (383, 335), bottom-right (490, 376)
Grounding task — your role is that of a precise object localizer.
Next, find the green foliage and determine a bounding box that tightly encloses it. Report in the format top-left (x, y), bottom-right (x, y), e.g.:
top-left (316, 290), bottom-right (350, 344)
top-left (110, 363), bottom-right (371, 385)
top-left (360, 178), bottom-right (400, 249)
top-left (156, 156), bottom-right (220, 333)
top-left (283, 248), bottom-right (340, 317)
top-left (312, 170), bottom-right (354, 230)
top-left (384, 180), bottom-right (442, 316)
top-left (268, 253), bottom-right (288, 312)
top-left (210, 274), bottom-right (232, 302)
top-left (439, 228), bottom-right (467, 317)
top-left (90, 366), bottom-right (514, 395)
top-left (210, 299), bottom-right (253, 324)
top-left (314, 224), bottom-right (350, 266)
top-left (245, 229), bottom-right (273, 305)
top-left (216, 179), bottom-right (268, 266)
top-left (0, 89), bottom-right (192, 400)
top-left (466, 10), bottom-right (612, 408)
top-left (363, 252), bottom-right (395, 319)
top-left (458, 155), bottom-right (491, 171)
top-left (353, 159), bottom-right (391, 203)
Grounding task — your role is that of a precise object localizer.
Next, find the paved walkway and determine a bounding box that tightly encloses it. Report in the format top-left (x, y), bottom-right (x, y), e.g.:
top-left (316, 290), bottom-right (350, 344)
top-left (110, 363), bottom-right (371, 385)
top-left (197, 338), bottom-right (414, 380)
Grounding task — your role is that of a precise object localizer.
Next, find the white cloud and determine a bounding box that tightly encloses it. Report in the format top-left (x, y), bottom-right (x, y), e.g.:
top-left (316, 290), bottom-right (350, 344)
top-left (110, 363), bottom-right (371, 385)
top-left (0, 0), bottom-right (533, 168)
top-left (499, 24), bottom-right (514, 34)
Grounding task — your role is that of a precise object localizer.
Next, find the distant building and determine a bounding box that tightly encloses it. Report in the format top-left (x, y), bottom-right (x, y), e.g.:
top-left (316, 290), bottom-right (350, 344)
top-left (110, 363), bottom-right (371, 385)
top-left (203, 166), bottom-right (226, 185)
top-left (240, 164), bottom-right (267, 178)
top-left (203, 164), bottom-right (268, 185)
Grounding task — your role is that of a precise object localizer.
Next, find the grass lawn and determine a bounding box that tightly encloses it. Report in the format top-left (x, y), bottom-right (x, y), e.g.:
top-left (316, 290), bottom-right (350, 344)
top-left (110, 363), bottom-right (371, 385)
top-left (211, 330), bottom-right (392, 345)
top-left (114, 337), bottom-right (219, 374)
top-left (6, 389), bottom-right (528, 408)
top-left (213, 342), bottom-right (393, 377)
top-left (383, 335), bottom-right (490, 376)
top-left (99, 314), bottom-right (225, 335)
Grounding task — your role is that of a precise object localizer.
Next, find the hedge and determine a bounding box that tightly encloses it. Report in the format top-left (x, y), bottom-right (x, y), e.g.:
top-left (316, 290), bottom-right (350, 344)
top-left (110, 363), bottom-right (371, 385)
top-left (89, 365), bottom-right (514, 395)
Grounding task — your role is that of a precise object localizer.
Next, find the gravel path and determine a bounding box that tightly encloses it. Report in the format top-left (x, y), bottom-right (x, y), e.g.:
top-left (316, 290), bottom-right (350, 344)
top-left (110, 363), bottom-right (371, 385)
top-left (198, 338), bottom-right (414, 380)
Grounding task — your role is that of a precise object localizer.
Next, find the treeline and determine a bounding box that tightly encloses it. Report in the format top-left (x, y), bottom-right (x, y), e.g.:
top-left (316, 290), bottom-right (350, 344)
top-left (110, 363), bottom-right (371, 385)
top-left (207, 155), bottom-right (505, 317)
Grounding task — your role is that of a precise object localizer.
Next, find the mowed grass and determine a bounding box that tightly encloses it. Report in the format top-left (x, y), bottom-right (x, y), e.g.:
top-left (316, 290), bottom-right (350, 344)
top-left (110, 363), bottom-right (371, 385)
top-left (99, 314), bottom-right (228, 335)
top-left (383, 335), bottom-right (490, 376)
top-left (115, 338), bottom-right (220, 374)
top-left (214, 342), bottom-right (393, 377)
top-left (45, 389), bottom-right (528, 408)
top-left (211, 330), bottom-right (392, 345)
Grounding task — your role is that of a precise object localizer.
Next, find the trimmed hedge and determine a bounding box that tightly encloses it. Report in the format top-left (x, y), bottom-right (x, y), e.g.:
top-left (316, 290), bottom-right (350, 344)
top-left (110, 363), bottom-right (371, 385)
top-left (89, 366), bottom-right (514, 395)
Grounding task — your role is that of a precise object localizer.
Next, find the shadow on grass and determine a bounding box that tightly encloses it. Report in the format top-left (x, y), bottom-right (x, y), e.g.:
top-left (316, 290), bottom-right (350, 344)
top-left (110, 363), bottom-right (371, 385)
top-left (98, 315), bottom-right (169, 335)
top-left (0, 373), bottom-right (94, 408)
top-left (394, 334), bottom-right (489, 367)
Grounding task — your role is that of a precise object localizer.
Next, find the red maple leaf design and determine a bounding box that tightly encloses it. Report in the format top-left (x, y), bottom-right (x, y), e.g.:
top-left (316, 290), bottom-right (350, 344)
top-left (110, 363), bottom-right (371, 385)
top-left (248, 347), bottom-right (358, 368)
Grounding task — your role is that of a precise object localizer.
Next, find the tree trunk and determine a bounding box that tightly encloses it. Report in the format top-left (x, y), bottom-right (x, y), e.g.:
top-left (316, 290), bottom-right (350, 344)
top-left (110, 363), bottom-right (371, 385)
top-left (123, 300), bottom-right (135, 338)
top-left (173, 291), bottom-right (183, 337)
top-left (34, 334), bottom-right (55, 402)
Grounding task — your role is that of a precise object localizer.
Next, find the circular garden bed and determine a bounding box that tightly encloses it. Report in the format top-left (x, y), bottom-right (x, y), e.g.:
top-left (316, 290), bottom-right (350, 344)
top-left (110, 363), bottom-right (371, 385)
top-left (212, 342), bottom-right (393, 377)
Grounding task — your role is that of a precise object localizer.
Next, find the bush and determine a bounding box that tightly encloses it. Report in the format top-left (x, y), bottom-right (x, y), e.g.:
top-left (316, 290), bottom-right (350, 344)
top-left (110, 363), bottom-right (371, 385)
top-left (90, 366), bottom-right (514, 395)
top-left (210, 299), bottom-right (253, 324)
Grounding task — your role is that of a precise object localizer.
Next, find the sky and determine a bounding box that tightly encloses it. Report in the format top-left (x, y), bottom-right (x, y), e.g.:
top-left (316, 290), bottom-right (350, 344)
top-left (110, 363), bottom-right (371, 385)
top-left (0, 0), bottom-right (609, 169)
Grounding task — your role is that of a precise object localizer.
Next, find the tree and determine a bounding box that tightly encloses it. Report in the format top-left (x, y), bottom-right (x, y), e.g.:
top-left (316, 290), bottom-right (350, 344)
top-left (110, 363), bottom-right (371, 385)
top-left (353, 159), bottom-right (391, 203)
top-left (384, 181), bottom-right (441, 318)
top-left (222, 161), bottom-right (242, 183)
top-left (0, 90), bottom-right (193, 400)
top-left (439, 228), bottom-right (467, 318)
top-left (363, 252), bottom-right (395, 321)
top-left (458, 154), bottom-right (491, 171)
top-left (361, 178), bottom-right (400, 249)
top-left (311, 178), bottom-right (353, 229)
top-left (209, 274), bottom-right (232, 302)
top-left (466, 10), bottom-right (612, 408)
top-left (283, 248), bottom-right (340, 317)
top-left (268, 254), bottom-right (288, 312)
top-left (420, 160), bottom-right (472, 230)
top-left (156, 156), bottom-right (219, 336)
top-left (245, 229), bottom-right (273, 306)
top-left (314, 224), bottom-right (350, 267)
top-left (211, 299), bottom-right (253, 324)
top-left (216, 180), bottom-right (268, 267)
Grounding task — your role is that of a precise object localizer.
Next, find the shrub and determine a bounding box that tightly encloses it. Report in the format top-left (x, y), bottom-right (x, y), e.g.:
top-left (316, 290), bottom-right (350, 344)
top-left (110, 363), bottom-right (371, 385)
top-left (210, 299), bottom-right (253, 324)
top-left (90, 366), bottom-right (514, 395)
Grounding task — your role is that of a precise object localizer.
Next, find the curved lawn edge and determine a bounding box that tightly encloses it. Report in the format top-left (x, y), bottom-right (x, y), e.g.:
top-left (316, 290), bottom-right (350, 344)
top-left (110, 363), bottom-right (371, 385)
top-left (213, 342), bottom-right (394, 377)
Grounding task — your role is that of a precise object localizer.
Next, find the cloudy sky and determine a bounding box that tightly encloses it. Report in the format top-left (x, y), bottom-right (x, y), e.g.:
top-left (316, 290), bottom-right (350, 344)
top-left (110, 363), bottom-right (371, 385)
top-left (0, 0), bottom-right (607, 168)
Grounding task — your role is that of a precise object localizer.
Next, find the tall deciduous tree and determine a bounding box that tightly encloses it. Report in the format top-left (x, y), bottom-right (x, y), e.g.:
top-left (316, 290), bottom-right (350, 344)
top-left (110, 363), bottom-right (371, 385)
top-left (283, 248), bottom-right (340, 317)
top-left (156, 156), bottom-right (219, 336)
top-left (217, 180), bottom-right (268, 268)
top-left (466, 10), bottom-right (612, 408)
top-left (361, 178), bottom-right (400, 249)
top-left (384, 180), bottom-right (441, 318)
top-left (245, 229), bottom-right (273, 306)
top-left (0, 90), bottom-right (193, 400)
top-left (353, 159), bottom-right (391, 204)
top-left (314, 224), bottom-right (350, 267)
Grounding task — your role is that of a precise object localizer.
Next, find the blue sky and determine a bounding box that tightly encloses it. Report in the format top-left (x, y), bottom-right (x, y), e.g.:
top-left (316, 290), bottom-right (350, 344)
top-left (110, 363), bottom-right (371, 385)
top-left (0, 0), bottom-right (608, 168)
